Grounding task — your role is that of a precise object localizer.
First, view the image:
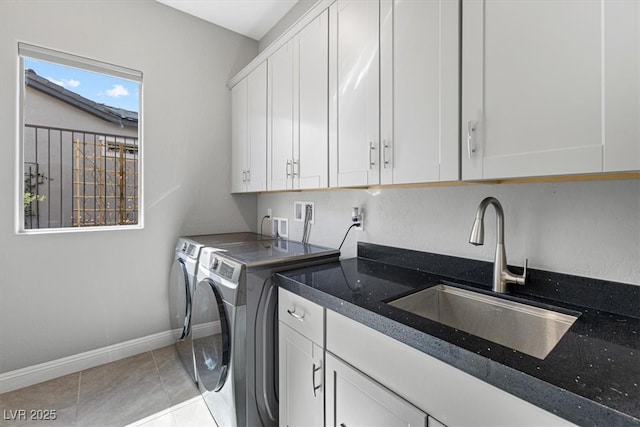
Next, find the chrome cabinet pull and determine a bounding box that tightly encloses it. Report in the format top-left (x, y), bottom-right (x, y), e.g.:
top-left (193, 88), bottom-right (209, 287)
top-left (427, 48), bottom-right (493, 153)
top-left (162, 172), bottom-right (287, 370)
top-left (467, 120), bottom-right (477, 159)
top-left (383, 140), bottom-right (391, 168)
top-left (312, 363), bottom-right (322, 397)
top-left (293, 159), bottom-right (299, 177)
top-left (369, 141), bottom-right (376, 168)
top-left (287, 308), bottom-right (305, 321)
top-left (242, 170), bottom-right (247, 183)
top-left (286, 159), bottom-right (292, 177)
top-left (246, 169), bottom-right (250, 183)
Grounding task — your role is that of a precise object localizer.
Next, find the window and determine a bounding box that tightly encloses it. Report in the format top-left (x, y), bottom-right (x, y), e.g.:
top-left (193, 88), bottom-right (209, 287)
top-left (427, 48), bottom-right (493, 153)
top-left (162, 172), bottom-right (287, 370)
top-left (18, 43), bottom-right (142, 232)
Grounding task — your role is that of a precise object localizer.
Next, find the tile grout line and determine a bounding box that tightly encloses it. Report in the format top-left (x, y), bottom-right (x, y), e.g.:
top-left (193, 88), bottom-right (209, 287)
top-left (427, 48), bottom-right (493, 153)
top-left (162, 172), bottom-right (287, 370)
top-left (149, 349), bottom-right (179, 427)
top-left (75, 371), bottom-right (82, 425)
top-left (76, 371), bottom-right (82, 405)
top-left (150, 350), bottom-right (172, 404)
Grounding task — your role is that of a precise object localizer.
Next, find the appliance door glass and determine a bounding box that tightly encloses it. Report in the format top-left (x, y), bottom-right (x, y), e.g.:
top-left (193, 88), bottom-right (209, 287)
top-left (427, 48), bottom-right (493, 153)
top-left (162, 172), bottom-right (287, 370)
top-left (193, 278), bottom-right (231, 392)
top-left (169, 258), bottom-right (191, 340)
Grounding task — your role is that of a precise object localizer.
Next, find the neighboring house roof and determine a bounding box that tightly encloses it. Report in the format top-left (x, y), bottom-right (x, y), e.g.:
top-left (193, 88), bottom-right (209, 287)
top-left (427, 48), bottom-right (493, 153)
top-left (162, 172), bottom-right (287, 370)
top-left (25, 69), bottom-right (138, 128)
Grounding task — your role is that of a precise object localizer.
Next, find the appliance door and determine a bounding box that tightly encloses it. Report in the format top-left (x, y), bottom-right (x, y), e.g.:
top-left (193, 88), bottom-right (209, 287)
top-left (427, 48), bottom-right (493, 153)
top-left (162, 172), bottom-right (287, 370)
top-left (192, 278), bottom-right (231, 393)
top-left (250, 273), bottom-right (279, 427)
top-left (169, 257), bottom-right (191, 340)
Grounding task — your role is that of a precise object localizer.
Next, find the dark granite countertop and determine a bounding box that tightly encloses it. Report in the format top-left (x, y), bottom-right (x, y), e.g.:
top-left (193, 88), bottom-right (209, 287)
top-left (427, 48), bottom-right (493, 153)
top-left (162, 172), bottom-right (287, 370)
top-left (275, 243), bottom-right (640, 427)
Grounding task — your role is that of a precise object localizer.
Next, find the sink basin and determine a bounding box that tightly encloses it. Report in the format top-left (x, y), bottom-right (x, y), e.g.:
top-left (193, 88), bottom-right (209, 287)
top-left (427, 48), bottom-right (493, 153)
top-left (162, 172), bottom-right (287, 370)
top-left (387, 284), bottom-right (578, 359)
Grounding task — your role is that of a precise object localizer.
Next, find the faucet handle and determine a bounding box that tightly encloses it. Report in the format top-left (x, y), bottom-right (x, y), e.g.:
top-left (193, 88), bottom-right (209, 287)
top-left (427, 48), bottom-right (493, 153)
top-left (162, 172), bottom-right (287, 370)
top-left (519, 258), bottom-right (528, 285)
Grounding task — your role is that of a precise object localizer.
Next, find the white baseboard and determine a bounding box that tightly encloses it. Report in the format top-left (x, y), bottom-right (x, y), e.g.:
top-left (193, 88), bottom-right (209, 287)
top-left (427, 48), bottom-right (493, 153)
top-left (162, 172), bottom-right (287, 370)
top-left (0, 330), bottom-right (176, 394)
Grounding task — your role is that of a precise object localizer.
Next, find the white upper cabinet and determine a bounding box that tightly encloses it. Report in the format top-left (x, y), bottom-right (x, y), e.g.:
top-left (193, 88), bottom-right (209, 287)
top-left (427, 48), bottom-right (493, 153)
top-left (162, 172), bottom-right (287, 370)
top-left (604, 0), bottom-right (640, 172)
top-left (329, 0), bottom-right (380, 187)
top-left (268, 11), bottom-right (329, 191)
top-left (297, 10), bottom-right (329, 190)
top-left (232, 61), bottom-right (267, 193)
top-left (231, 76), bottom-right (248, 193)
top-left (268, 41), bottom-right (295, 191)
top-left (462, 0), bottom-right (640, 180)
top-left (380, 0), bottom-right (460, 185)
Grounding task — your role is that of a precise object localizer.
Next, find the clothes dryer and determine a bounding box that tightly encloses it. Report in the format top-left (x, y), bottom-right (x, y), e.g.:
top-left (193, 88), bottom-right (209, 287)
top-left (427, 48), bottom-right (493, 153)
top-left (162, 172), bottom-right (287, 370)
top-left (169, 233), bottom-right (271, 384)
top-left (192, 239), bottom-right (339, 427)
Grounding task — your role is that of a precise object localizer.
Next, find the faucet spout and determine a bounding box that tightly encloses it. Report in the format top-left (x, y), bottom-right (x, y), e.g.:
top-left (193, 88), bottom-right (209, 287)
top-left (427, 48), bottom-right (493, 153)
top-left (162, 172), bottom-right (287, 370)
top-left (469, 196), bottom-right (504, 246)
top-left (469, 197), bottom-right (527, 293)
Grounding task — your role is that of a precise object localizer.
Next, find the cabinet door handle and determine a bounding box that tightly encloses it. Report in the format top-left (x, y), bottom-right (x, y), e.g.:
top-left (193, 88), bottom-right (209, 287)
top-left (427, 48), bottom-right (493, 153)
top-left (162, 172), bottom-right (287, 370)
top-left (383, 140), bottom-right (391, 168)
top-left (287, 308), bottom-right (305, 321)
top-left (312, 363), bottom-right (322, 397)
top-left (286, 160), bottom-right (292, 178)
top-left (467, 120), bottom-right (477, 159)
top-left (242, 170), bottom-right (247, 182)
top-left (293, 159), bottom-right (299, 177)
top-left (369, 141), bottom-right (376, 168)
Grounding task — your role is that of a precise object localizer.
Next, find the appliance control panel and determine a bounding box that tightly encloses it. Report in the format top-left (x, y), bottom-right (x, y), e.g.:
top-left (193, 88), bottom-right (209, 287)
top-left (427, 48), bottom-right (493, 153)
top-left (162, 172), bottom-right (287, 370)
top-left (186, 244), bottom-right (197, 257)
top-left (178, 239), bottom-right (199, 259)
top-left (206, 252), bottom-right (241, 283)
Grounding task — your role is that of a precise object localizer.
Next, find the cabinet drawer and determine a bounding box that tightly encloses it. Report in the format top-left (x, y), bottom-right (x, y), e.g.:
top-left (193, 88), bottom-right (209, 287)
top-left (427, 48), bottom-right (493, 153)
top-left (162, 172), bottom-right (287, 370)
top-left (278, 288), bottom-right (324, 345)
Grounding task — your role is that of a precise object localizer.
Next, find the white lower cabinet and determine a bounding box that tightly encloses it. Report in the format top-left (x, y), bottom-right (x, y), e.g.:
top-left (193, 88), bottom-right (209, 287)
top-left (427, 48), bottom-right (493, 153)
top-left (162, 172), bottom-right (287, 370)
top-left (278, 291), bottom-right (574, 426)
top-left (278, 288), bottom-right (324, 427)
top-left (325, 352), bottom-right (430, 427)
top-left (279, 323), bottom-right (324, 427)
top-left (326, 309), bottom-right (575, 427)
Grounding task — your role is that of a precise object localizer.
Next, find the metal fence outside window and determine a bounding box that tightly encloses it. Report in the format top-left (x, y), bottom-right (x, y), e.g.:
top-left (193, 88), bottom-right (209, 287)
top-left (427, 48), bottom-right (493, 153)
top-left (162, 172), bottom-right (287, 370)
top-left (23, 124), bottom-right (139, 229)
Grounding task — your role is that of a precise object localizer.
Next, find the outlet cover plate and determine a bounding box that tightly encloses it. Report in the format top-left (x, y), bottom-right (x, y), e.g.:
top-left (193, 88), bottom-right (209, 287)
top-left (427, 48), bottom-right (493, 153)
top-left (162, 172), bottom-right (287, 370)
top-left (272, 217), bottom-right (288, 238)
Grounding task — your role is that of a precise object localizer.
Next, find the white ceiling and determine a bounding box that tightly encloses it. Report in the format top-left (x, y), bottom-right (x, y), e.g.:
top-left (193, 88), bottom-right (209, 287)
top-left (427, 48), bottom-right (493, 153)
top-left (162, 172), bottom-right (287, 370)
top-left (156, 0), bottom-right (299, 41)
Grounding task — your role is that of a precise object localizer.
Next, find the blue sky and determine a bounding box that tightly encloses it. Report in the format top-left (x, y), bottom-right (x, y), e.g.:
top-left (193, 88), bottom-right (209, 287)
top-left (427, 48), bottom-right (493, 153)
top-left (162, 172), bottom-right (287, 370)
top-left (25, 58), bottom-right (140, 113)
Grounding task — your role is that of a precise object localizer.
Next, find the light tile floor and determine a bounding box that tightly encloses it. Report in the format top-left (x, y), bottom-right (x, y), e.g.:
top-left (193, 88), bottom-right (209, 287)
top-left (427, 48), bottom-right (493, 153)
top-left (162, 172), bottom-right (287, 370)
top-left (0, 346), bottom-right (218, 427)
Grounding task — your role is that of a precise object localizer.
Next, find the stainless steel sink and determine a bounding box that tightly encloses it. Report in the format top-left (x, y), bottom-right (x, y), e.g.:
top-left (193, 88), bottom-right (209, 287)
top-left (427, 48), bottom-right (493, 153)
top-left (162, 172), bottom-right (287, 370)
top-left (387, 284), bottom-right (578, 359)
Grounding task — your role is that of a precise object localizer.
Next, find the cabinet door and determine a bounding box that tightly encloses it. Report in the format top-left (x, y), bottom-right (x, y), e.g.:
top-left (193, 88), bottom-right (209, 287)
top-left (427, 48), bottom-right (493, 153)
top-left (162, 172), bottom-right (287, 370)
top-left (462, 0), bottom-right (640, 180)
top-left (231, 78), bottom-right (248, 193)
top-left (247, 61), bottom-right (268, 192)
top-left (329, 0), bottom-right (380, 187)
top-left (279, 323), bottom-right (323, 427)
top-left (268, 41), bottom-right (295, 191)
top-left (296, 9), bottom-right (329, 190)
top-left (380, 0), bottom-right (459, 185)
top-left (604, 0), bottom-right (640, 172)
top-left (326, 352), bottom-right (428, 427)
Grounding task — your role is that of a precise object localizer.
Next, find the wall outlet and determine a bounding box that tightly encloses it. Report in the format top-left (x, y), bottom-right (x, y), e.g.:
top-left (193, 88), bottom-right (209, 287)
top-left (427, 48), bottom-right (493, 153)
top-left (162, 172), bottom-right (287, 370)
top-left (294, 201), bottom-right (314, 224)
top-left (266, 208), bottom-right (272, 219)
top-left (354, 212), bottom-right (364, 231)
top-left (352, 207), bottom-right (363, 231)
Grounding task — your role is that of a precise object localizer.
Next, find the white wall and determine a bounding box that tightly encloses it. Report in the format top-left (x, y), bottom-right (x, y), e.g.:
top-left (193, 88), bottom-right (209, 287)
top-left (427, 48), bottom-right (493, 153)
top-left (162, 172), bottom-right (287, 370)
top-left (0, 0), bottom-right (258, 374)
top-left (258, 0), bottom-right (318, 52)
top-left (258, 179), bottom-right (640, 285)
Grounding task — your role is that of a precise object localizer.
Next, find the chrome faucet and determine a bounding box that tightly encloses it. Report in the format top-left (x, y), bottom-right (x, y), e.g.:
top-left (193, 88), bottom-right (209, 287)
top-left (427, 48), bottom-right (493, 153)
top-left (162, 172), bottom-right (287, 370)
top-left (469, 197), bottom-right (527, 293)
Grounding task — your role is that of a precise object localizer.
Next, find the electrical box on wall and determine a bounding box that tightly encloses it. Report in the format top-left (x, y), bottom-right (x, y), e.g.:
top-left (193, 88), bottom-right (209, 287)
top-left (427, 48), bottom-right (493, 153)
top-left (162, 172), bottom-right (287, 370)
top-left (294, 201), bottom-right (314, 224)
top-left (272, 217), bottom-right (289, 238)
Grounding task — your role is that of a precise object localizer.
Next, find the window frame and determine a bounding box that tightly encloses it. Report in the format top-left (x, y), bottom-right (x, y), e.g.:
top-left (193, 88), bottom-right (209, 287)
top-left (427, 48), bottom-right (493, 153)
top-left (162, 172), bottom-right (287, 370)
top-left (16, 42), bottom-right (144, 234)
